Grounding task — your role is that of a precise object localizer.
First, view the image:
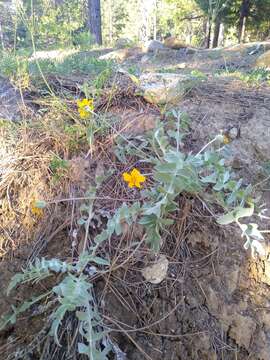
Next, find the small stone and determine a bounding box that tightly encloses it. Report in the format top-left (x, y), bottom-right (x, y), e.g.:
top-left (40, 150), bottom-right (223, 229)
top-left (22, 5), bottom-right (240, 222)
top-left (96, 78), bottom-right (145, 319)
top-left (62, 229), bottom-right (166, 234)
top-left (229, 127), bottom-right (239, 139)
top-left (142, 255), bottom-right (169, 284)
top-left (231, 158), bottom-right (242, 169)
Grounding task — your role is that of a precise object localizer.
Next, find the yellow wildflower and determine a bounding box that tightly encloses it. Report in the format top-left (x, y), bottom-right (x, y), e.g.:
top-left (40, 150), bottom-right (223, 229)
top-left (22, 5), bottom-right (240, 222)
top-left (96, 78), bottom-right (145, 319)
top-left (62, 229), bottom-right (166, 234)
top-left (223, 134), bottom-right (230, 144)
top-left (123, 168), bottom-right (146, 189)
top-left (77, 98), bottom-right (94, 119)
top-left (30, 202), bottom-right (44, 217)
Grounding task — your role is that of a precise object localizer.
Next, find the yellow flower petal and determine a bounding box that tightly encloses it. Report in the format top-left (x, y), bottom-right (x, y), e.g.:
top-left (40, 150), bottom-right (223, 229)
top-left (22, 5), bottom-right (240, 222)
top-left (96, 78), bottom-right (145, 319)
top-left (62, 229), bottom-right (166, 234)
top-left (30, 201), bottom-right (44, 217)
top-left (223, 135), bottom-right (230, 144)
top-left (123, 168), bottom-right (146, 189)
top-left (123, 172), bottom-right (131, 182)
top-left (78, 108), bottom-right (88, 119)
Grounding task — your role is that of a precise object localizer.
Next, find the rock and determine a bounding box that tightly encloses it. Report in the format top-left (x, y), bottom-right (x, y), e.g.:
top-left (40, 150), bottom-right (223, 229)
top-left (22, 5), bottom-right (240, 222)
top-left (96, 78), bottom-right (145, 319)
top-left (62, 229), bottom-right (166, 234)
top-left (228, 127), bottom-right (239, 139)
top-left (255, 50), bottom-right (270, 69)
top-left (229, 314), bottom-right (256, 349)
top-left (115, 38), bottom-right (133, 49)
top-left (247, 41), bottom-right (270, 55)
top-left (0, 76), bottom-right (22, 121)
top-left (144, 40), bottom-right (165, 53)
top-left (164, 36), bottom-right (187, 50)
top-left (139, 72), bottom-right (195, 105)
top-left (141, 255), bottom-right (169, 284)
top-left (141, 55), bottom-right (150, 63)
top-left (99, 47), bottom-right (140, 62)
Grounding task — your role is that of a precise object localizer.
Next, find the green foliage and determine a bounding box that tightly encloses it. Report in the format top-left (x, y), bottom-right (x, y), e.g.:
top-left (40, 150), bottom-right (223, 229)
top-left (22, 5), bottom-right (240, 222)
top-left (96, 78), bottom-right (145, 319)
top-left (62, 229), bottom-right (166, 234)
top-left (216, 67), bottom-right (270, 85)
top-left (0, 252), bottom-right (110, 359)
top-left (50, 155), bottom-right (69, 181)
top-left (29, 54), bottom-right (114, 77)
top-left (217, 203), bottom-right (268, 257)
top-left (0, 51), bottom-right (29, 80)
top-left (97, 110), bottom-right (254, 252)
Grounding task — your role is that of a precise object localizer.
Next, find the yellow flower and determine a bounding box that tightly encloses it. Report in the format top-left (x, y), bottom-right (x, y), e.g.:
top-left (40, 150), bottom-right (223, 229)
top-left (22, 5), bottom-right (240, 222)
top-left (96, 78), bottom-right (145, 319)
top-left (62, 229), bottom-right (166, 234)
top-left (223, 134), bottom-right (230, 144)
top-left (123, 168), bottom-right (146, 189)
top-left (78, 108), bottom-right (89, 119)
top-left (77, 98), bottom-right (94, 119)
top-left (31, 203), bottom-right (44, 217)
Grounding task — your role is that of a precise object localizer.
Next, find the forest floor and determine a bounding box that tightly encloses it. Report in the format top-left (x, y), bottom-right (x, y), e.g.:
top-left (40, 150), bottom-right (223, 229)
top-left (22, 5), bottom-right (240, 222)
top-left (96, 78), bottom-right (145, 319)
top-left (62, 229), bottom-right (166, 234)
top-left (1, 42), bottom-right (270, 360)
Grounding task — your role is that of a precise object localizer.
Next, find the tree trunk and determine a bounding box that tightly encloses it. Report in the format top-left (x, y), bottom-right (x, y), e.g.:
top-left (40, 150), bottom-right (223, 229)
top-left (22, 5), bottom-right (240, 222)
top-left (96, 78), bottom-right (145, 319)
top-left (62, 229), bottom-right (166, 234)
top-left (206, 19), bottom-right (212, 48)
top-left (0, 19), bottom-right (4, 50)
top-left (108, 0), bottom-right (113, 45)
top-left (239, 0), bottom-right (250, 43)
top-left (219, 23), bottom-right (225, 47)
top-left (88, 0), bottom-right (102, 45)
top-left (153, 0), bottom-right (157, 40)
top-left (212, 18), bottom-right (221, 48)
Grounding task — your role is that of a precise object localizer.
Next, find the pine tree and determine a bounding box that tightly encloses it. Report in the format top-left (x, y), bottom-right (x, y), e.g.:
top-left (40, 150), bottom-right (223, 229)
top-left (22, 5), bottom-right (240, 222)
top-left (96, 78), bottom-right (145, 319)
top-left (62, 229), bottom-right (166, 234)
top-left (88, 0), bottom-right (102, 45)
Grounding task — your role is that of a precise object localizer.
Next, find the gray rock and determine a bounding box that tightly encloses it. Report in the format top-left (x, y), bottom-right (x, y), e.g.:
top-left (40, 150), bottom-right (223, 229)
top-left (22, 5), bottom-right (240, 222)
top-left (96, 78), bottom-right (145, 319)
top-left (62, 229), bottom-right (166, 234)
top-left (115, 38), bottom-right (133, 49)
top-left (141, 55), bottom-right (150, 63)
top-left (0, 76), bottom-right (22, 122)
top-left (139, 72), bottom-right (201, 105)
top-left (144, 40), bottom-right (165, 53)
top-left (229, 127), bottom-right (239, 139)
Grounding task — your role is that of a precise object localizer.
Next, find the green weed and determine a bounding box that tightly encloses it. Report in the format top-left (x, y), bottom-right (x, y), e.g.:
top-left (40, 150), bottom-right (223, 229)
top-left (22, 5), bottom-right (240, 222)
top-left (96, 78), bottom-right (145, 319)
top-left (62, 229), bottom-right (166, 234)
top-left (0, 253), bottom-right (111, 359)
top-left (50, 155), bottom-right (69, 182)
top-left (96, 111), bottom-right (264, 255)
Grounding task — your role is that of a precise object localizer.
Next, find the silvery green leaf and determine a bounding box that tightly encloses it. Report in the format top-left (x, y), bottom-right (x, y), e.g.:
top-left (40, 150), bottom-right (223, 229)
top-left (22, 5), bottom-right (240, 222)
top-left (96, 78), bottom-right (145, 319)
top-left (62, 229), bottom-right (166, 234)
top-left (95, 230), bottom-right (109, 244)
top-left (78, 342), bottom-right (90, 355)
top-left (243, 238), bottom-right (250, 250)
top-left (217, 212), bottom-right (236, 225)
top-left (50, 304), bottom-right (70, 346)
top-left (35, 200), bottom-right (47, 209)
top-left (251, 240), bottom-right (267, 257)
top-left (164, 151), bottom-right (184, 165)
top-left (200, 173), bottom-right (217, 184)
top-left (77, 218), bottom-right (86, 225)
top-left (143, 198), bottom-right (166, 217)
top-left (76, 310), bottom-right (88, 321)
top-left (223, 171), bottom-right (230, 184)
top-left (0, 312), bottom-right (16, 331)
top-left (7, 273), bottom-right (24, 295)
top-left (213, 179), bottom-right (224, 191)
top-left (91, 256), bottom-right (110, 266)
top-left (234, 205), bottom-right (254, 220)
top-left (246, 223), bottom-right (264, 240)
top-left (139, 215), bottom-right (156, 226)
